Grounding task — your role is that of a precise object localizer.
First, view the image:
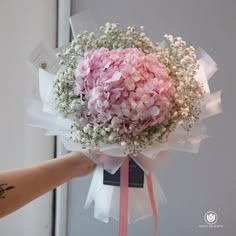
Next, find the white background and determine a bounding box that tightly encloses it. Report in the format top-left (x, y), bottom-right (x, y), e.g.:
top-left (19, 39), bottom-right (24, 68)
top-left (0, 1), bottom-right (56, 236)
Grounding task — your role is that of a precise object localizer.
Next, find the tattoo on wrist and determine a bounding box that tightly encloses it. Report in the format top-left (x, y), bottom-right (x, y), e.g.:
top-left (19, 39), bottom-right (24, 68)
top-left (0, 184), bottom-right (15, 199)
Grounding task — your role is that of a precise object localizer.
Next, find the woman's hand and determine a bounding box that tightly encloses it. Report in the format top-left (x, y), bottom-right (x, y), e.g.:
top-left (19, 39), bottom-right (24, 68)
top-left (65, 152), bottom-right (96, 178)
top-left (0, 152), bottom-right (96, 218)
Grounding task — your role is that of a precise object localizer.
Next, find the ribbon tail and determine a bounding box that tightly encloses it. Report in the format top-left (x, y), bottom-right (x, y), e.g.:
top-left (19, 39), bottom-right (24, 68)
top-left (119, 157), bottom-right (129, 236)
top-left (146, 174), bottom-right (158, 236)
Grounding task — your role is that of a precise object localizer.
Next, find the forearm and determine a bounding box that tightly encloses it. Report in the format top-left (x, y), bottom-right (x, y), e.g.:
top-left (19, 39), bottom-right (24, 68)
top-left (0, 152), bottom-right (94, 218)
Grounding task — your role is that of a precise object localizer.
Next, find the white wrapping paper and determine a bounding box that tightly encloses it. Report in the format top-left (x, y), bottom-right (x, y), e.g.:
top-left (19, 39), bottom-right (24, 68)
top-left (85, 166), bottom-right (166, 223)
top-left (25, 12), bottom-right (222, 224)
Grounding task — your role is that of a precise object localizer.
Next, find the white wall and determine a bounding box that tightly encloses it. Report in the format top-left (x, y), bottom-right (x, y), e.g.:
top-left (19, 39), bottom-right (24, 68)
top-left (0, 1), bottom-right (56, 236)
top-left (67, 0), bottom-right (236, 236)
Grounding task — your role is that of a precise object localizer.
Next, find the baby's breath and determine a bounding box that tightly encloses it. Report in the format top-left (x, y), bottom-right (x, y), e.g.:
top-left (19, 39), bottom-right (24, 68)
top-left (53, 23), bottom-right (205, 154)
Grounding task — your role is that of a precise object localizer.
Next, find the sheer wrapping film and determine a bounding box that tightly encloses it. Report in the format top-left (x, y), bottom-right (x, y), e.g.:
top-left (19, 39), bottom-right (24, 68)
top-left (69, 10), bottom-right (99, 38)
top-left (25, 47), bottom-right (222, 223)
top-left (85, 166), bottom-right (166, 224)
top-left (25, 11), bottom-right (222, 224)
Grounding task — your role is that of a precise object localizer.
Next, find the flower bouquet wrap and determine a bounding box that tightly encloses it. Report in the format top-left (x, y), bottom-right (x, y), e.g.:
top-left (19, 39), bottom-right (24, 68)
top-left (26, 12), bottom-right (222, 236)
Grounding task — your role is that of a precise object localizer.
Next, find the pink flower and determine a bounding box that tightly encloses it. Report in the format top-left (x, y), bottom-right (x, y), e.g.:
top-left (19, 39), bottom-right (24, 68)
top-left (74, 48), bottom-right (175, 135)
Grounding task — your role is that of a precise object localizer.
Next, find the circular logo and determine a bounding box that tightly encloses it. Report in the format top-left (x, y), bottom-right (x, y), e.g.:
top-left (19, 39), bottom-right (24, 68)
top-left (204, 211), bottom-right (218, 225)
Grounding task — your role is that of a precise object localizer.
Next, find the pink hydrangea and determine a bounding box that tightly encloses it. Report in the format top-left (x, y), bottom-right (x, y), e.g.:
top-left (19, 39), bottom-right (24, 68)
top-left (74, 48), bottom-right (175, 135)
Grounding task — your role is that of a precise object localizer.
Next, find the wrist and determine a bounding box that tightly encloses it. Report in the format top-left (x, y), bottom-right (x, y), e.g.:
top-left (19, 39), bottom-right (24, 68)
top-left (63, 152), bottom-right (82, 179)
top-left (59, 152), bottom-right (95, 180)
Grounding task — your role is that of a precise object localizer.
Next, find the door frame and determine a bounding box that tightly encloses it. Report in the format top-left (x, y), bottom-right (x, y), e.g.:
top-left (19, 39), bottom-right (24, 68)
top-left (55, 1), bottom-right (71, 236)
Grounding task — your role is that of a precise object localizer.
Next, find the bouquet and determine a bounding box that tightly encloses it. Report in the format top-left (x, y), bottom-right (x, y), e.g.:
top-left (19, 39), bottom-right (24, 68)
top-left (26, 12), bottom-right (222, 236)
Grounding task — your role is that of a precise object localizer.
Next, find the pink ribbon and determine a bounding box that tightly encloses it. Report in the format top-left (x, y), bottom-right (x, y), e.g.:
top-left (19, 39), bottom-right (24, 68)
top-left (119, 156), bottom-right (129, 236)
top-left (146, 174), bottom-right (158, 236)
top-left (117, 156), bottom-right (158, 236)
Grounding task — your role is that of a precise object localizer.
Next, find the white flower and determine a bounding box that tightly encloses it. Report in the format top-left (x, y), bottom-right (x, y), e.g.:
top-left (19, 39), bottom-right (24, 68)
top-left (121, 141), bottom-right (127, 146)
